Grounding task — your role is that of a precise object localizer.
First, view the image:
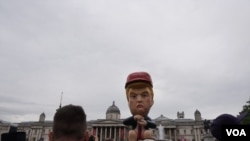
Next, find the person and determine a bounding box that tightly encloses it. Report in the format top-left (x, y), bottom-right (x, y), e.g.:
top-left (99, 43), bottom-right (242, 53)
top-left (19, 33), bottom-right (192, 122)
top-left (48, 104), bottom-right (87, 141)
top-left (88, 135), bottom-right (94, 141)
top-left (210, 112), bottom-right (248, 141)
top-left (123, 72), bottom-right (157, 141)
top-left (84, 129), bottom-right (99, 141)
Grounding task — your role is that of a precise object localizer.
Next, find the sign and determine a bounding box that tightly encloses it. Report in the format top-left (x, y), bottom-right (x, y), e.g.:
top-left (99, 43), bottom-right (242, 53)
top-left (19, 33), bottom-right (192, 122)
top-left (222, 125), bottom-right (250, 141)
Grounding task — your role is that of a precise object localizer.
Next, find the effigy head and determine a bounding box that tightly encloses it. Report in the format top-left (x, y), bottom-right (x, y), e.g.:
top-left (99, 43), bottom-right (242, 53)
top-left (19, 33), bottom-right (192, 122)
top-left (125, 72), bottom-right (154, 116)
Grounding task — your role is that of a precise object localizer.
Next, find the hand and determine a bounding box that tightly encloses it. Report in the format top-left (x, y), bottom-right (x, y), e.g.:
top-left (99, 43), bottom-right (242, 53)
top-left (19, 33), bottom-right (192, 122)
top-left (134, 115), bottom-right (147, 126)
top-left (134, 115), bottom-right (144, 121)
top-left (137, 119), bottom-right (147, 126)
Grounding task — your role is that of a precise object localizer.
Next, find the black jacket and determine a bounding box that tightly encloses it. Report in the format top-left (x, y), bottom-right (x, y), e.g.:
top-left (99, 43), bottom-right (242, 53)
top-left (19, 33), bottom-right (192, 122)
top-left (123, 116), bottom-right (157, 129)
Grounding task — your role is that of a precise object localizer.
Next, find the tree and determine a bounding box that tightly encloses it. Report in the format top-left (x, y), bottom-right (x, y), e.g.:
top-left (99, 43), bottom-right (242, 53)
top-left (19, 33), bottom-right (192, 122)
top-left (239, 97), bottom-right (250, 124)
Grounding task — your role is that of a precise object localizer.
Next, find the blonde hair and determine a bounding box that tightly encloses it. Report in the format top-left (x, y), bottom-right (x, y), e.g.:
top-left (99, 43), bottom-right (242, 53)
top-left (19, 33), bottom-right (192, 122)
top-left (125, 82), bottom-right (154, 101)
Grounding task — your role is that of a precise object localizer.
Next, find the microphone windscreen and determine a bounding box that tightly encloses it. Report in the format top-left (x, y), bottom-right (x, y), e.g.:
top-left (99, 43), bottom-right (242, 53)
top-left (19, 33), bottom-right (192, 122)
top-left (210, 114), bottom-right (238, 141)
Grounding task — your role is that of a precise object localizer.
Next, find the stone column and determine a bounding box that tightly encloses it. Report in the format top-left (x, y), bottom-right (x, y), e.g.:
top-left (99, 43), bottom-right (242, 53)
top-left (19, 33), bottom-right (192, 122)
top-left (169, 128), bottom-right (171, 139)
top-left (124, 127), bottom-right (126, 141)
top-left (105, 127), bottom-right (107, 139)
top-left (174, 129), bottom-right (177, 141)
top-left (100, 127), bottom-right (103, 141)
top-left (96, 127), bottom-right (99, 137)
top-left (198, 129), bottom-right (201, 141)
top-left (114, 127), bottom-right (116, 141)
top-left (109, 127), bottom-right (112, 138)
top-left (91, 127), bottom-right (94, 135)
top-left (118, 127), bottom-right (121, 141)
top-left (195, 128), bottom-right (198, 141)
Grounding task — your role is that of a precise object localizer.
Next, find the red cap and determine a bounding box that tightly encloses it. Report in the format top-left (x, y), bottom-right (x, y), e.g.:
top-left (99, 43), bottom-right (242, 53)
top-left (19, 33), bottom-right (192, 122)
top-left (125, 72), bottom-right (153, 88)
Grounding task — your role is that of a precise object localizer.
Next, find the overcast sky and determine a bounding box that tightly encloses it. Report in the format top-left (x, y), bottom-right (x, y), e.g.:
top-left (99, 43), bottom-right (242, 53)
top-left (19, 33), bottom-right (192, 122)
top-left (0, 0), bottom-right (250, 123)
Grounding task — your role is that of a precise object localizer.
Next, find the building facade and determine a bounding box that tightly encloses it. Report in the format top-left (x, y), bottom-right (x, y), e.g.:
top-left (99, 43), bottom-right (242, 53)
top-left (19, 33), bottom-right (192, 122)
top-left (16, 113), bottom-right (53, 141)
top-left (1, 102), bottom-right (215, 141)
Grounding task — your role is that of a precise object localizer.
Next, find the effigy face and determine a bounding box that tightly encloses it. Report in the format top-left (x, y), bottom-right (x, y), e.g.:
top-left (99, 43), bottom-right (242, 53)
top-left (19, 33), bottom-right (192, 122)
top-left (127, 87), bottom-right (154, 117)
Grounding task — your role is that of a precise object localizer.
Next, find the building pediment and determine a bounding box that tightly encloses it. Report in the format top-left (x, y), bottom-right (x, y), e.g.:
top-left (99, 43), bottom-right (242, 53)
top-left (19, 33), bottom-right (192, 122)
top-left (89, 119), bottom-right (124, 126)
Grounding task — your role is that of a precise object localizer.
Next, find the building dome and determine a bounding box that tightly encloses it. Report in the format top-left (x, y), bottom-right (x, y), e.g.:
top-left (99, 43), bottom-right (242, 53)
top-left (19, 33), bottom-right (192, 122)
top-left (106, 101), bottom-right (120, 120)
top-left (106, 101), bottom-right (120, 114)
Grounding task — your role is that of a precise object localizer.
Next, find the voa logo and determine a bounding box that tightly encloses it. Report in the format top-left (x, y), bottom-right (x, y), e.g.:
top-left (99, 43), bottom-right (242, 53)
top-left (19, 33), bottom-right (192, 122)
top-left (226, 129), bottom-right (246, 136)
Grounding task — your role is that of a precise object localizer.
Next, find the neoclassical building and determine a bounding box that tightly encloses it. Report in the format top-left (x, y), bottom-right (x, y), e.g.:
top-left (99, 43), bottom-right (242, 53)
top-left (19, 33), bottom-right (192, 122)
top-left (87, 101), bottom-right (127, 141)
top-left (16, 113), bottom-right (52, 141)
top-left (0, 102), bottom-right (215, 141)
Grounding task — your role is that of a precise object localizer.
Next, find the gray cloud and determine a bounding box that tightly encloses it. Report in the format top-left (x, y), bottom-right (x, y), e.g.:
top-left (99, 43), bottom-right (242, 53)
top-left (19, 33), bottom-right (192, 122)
top-left (0, 0), bottom-right (250, 123)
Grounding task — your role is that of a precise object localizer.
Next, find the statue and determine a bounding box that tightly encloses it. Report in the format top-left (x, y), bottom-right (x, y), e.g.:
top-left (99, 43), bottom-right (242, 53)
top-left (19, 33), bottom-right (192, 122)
top-left (203, 119), bottom-right (210, 133)
top-left (123, 72), bottom-right (157, 141)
